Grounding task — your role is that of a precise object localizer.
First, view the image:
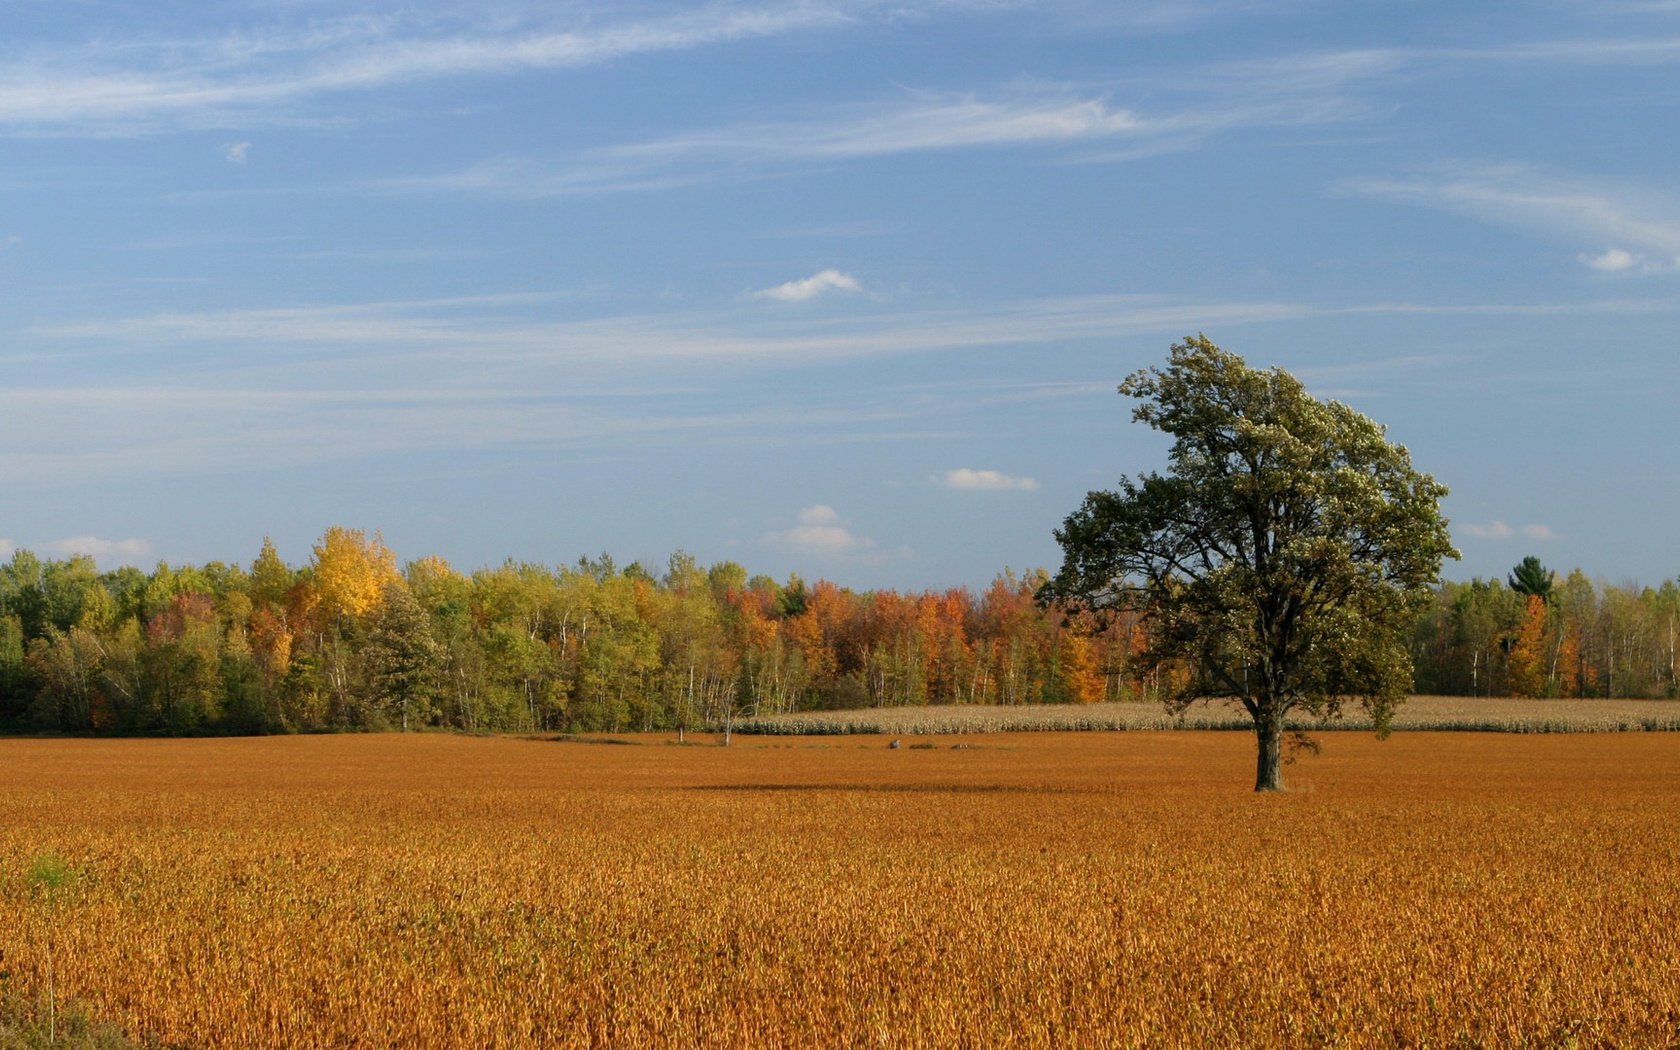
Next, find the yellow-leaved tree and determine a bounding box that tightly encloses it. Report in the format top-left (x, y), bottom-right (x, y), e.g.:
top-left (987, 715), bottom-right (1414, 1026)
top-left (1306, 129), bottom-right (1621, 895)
top-left (308, 526), bottom-right (399, 628)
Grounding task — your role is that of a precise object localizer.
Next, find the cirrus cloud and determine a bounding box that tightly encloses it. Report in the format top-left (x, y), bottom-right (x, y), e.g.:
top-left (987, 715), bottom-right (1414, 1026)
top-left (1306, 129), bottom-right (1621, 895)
top-left (1344, 164), bottom-right (1680, 269)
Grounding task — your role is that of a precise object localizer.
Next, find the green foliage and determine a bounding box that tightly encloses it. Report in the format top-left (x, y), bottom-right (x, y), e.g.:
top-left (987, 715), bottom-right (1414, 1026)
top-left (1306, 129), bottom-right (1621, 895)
top-left (1508, 556), bottom-right (1554, 603)
top-left (1043, 336), bottom-right (1457, 789)
top-left (26, 855), bottom-right (73, 897)
top-left (248, 537), bottom-right (294, 608)
top-left (777, 575), bottom-right (808, 618)
top-left (363, 581), bottom-right (439, 731)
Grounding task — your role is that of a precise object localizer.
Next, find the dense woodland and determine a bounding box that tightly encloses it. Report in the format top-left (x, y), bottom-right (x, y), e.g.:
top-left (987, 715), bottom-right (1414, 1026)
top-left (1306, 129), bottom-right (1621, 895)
top-left (0, 531), bottom-right (1674, 735)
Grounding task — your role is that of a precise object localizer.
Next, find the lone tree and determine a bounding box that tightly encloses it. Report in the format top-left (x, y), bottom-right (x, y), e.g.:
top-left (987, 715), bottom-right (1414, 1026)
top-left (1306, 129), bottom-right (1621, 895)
top-left (1041, 336), bottom-right (1457, 791)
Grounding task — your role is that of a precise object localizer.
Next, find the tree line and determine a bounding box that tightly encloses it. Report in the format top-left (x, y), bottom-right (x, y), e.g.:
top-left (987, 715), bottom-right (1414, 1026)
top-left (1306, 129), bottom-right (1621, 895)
top-left (0, 534), bottom-right (1670, 737)
top-left (0, 528), bottom-right (1142, 736)
top-left (1411, 556), bottom-right (1680, 700)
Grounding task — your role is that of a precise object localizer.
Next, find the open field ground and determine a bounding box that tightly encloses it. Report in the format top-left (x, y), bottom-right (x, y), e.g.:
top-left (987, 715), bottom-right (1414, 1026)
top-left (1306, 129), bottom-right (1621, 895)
top-left (738, 695), bottom-right (1680, 735)
top-left (2, 732), bottom-right (1679, 1048)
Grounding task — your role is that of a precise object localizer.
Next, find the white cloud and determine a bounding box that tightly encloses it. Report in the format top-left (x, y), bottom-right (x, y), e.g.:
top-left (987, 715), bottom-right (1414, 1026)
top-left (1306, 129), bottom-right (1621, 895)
top-left (0, 538), bottom-right (14, 559)
top-left (24, 287), bottom-right (1680, 486)
top-left (0, 6), bottom-right (855, 134)
top-left (1583, 247), bottom-right (1637, 272)
top-left (747, 269), bottom-right (862, 303)
top-left (387, 88), bottom-right (1187, 198)
top-left (775, 525), bottom-right (871, 555)
top-left (37, 290), bottom-right (1313, 362)
top-left (10, 289), bottom-right (1322, 484)
top-left (1462, 520), bottom-right (1515, 539)
top-left (224, 141), bottom-right (251, 163)
top-left (1579, 247), bottom-right (1668, 274)
top-left (1461, 520), bottom-right (1557, 541)
top-left (937, 468), bottom-right (1040, 491)
top-left (769, 505), bottom-right (876, 557)
top-left (384, 53), bottom-right (1399, 200)
top-left (598, 88), bottom-right (1148, 166)
top-left (0, 234), bottom-right (19, 252)
top-left (40, 536), bottom-right (152, 563)
top-left (1344, 165), bottom-right (1680, 264)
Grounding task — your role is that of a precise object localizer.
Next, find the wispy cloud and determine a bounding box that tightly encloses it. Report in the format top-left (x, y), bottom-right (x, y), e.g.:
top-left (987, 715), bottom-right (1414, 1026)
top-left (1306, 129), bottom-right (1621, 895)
top-left (224, 141), bottom-right (251, 163)
top-left (40, 287), bottom-right (1680, 372)
top-left (1446, 35), bottom-right (1680, 65)
top-left (21, 286), bottom-right (1680, 486)
top-left (1342, 164), bottom-right (1680, 267)
top-left (384, 73), bottom-right (1378, 198)
top-left (0, 5), bottom-right (859, 134)
top-left (746, 269), bottom-right (862, 302)
top-left (40, 288), bottom-right (1680, 379)
top-left (384, 87), bottom-right (1155, 197)
top-left (0, 382), bottom-right (940, 485)
top-left (13, 287), bottom-right (1273, 485)
top-left (35, 290), bottom-right (1315, 368)
top-left (936, 468), bottom-right (1040, 491)
top-left (40, 535), bottom-right (152, 563)
top-left (11, 6), bottom-right (1680, 144)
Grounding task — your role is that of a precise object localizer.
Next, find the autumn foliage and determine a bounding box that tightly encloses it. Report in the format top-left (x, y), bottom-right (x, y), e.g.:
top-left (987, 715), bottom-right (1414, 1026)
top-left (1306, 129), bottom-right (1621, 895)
top-left (1411, 568), bottom-right (1680, 699)
top-left (3, 534), bottom-right (1677, 739)
top-left (0, 534), bottom-right (1142, 736)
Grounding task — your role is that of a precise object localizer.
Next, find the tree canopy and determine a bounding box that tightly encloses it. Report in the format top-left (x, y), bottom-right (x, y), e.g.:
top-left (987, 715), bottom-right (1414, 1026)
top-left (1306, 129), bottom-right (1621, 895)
top-left (1508, 556), bottom-right (1554, 603)
top-left (1042, 336), bottom-right (1458, 790)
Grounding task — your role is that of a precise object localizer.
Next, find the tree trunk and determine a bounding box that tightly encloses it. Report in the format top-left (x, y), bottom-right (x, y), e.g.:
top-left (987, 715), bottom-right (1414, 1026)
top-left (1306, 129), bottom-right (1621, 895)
top-left (1254, 710), bottom-right (1284, 792)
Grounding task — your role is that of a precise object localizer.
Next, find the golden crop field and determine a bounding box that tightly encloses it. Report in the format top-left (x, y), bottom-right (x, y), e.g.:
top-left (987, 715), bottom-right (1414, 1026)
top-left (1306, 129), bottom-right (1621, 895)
top-left (2, 731), bottom-right (1678, 1048)
top-left (737, 695), bottom-right (1680, 735)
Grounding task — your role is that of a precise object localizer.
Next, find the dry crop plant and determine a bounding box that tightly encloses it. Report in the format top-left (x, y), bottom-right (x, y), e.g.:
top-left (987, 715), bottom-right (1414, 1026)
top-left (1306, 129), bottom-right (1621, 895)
top-left (0, 733), bottom-right (1677, 1047)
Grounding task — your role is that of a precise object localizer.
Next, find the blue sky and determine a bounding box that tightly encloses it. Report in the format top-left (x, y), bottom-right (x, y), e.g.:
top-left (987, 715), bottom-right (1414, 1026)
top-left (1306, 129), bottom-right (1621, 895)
top-left (3, 0), bottom-right (1678, 589)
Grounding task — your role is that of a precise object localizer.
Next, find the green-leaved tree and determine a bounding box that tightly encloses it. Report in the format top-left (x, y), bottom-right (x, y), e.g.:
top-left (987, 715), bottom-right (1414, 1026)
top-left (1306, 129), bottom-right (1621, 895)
top-left (1041, 336), bottom-right (1458, 791)
top-left (1508, 556), bottom-right (1554, 604)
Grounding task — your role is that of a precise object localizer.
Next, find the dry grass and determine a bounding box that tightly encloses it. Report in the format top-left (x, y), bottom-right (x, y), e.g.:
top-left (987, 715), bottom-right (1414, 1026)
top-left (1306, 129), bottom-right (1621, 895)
top-left (736, 695), bottom-right (1680, 735)
top-left (2, 732), bottom-right (1678, 1047)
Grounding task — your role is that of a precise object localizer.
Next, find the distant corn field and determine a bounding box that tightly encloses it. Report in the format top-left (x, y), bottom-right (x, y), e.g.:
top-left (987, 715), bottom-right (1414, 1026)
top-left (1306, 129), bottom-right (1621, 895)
top-left (2, 732), bottom-right (1678, 1047)
top-left (735, 695), bottom-right (1680, 736)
